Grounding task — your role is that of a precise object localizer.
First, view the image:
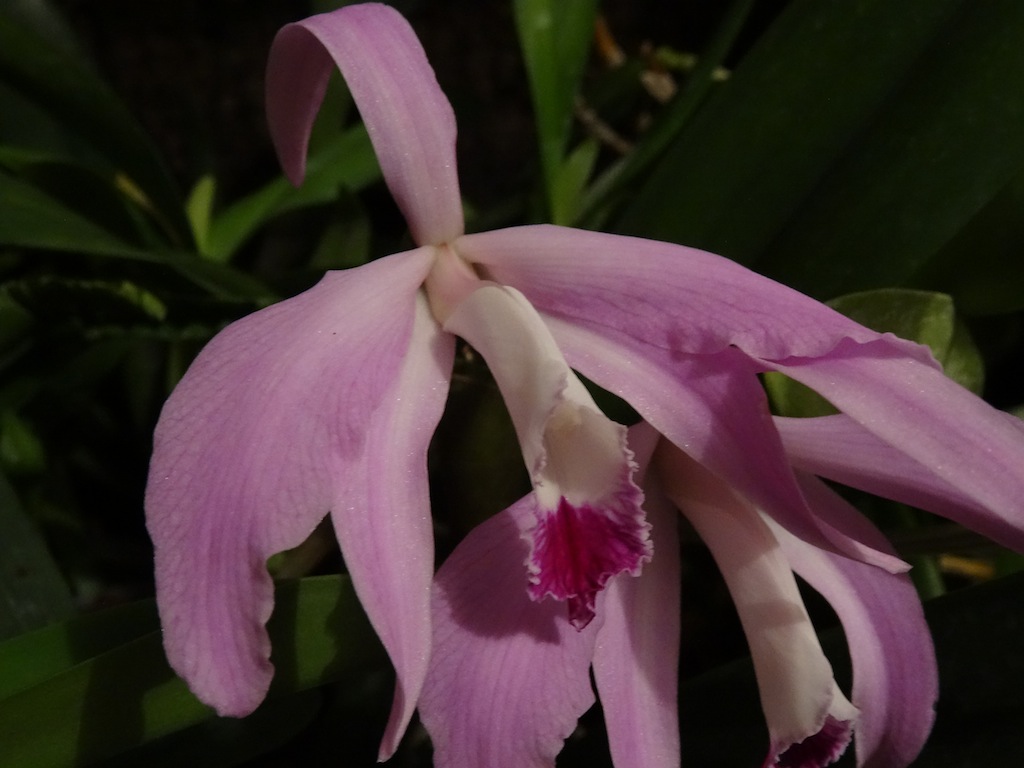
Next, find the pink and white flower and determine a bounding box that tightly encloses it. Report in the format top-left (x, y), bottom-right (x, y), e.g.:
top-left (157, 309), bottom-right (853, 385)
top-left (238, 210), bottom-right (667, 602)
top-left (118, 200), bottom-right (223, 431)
top-left (145, 4), bottom-right (1024, 767)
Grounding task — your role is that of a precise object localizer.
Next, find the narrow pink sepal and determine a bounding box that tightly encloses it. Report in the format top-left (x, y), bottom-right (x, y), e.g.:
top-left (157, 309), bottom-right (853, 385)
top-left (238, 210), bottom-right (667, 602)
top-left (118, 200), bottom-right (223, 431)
top-left (145, 247), bottom-right (444, 722)
top-left (778, 408), bottom-right (1024, 554)
top-left (267, 3), bottom-right (463, 245)
top-left (770, 476), bottom-right (937, 768)
top-left (769, 341), bottom-right (1024, 548)
top-left (592, 424), bottom-right (682, 768)
top-left (419, 497), bottom-right (600, 768)
top-left (330, 291), bottom-right (455, 759)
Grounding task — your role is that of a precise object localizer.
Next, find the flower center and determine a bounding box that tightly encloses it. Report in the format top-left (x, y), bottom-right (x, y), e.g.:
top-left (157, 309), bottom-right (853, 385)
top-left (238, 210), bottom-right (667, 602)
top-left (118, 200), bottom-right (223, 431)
top-left (437, 269), bottom-right (651, 629)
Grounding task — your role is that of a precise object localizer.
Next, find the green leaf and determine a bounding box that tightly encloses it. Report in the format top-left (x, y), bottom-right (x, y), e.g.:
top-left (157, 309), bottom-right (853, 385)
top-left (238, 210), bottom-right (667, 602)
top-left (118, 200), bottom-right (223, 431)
top-left (913, 170), bottom-right (1024, 315)
top-left (185, 174), bottom-right (217, 257)
top-left (0, 171), bottom-right (270, 300)
top-left (0, 470), bottom-right (73, 640)
top-left (551, 139), bottom-right (599, 226)
top-left (514, 0), bottom-right (599, 217)
top-left (0, 11), bottom-right (191, 245)
top-left (206, 125), bottom-right (379, 262)
top-left (308, 191), bottom-right (372, 271)
top-left (617, 0), bottom-right (1024, 303)
top-left (103, 691), bottom-right (324, 768)
top-left (0, 575), bottom-right (383, 767)
top-left (767, 289), bottom-right (984, 417)
top-left (757, 0), bottom-right (1024, 298)
top-left (0, 600), bottom-right (158, 701)
top-left (7, 277), bottom-right (168, 326)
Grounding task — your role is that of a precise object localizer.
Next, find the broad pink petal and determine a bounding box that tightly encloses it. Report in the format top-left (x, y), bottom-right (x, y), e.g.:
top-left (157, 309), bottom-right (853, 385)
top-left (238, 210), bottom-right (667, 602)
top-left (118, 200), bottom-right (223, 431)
top-left (534, 316), bottom-right (904, 574)
top-left (769, 476), bottom-right (937, 768)
top-left (266, 4), bottom-right (463, 245)
top-left (443, 284), bottom-right (649, 628)
top-left (419, 497), bottom-right (600, 768)
top-left (592, 425), bottom-right (682, 768)
top-left (145, 248), bottom-right (450, 744)
top-left (656, 444), bottom-right (858, 768)
top-left (777, 413), bottom-right (1024, 553)
top-left (769, 341), bottom-right (1024, 548)
top-left (455, 225), bottom-right (931, 362)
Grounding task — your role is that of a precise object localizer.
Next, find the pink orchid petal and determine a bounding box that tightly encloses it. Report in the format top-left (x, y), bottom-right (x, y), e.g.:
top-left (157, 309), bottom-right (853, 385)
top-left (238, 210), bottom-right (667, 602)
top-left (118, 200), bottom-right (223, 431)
top-left (776, 413), bottom-right (1024, 553)
top-left (769, 476), bottom-right (937, 768)
top-left (592, 425), bottom-right (682, 768)
top-left (145, 248), bottom-right (449, 734)
top-left (656, 444), bottom-right (858, 767)
top-left (443, 284), bottom-right (649, 628)
top-left (531, 314), bottom-right (904, 575)
top-left (329, 290), bottom-right (455, 758)
top-left (455, 225), bottom-right (931, 362)
top-left (768, 341), bottom-right (1024, 546)
top-left (453, 226), bottom-right (905, 574)
top-left (419, 496), bottom-right (600, 768)
top-left (267, 4), bottom-right (463, 245)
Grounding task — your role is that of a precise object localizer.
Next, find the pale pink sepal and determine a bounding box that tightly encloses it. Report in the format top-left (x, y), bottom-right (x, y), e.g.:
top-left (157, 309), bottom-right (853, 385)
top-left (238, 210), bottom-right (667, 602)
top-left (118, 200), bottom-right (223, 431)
top-left (592, 424), bottom-right (682, 768)
top-left (769, 476), bottom-right (937, 768)
top-left (329, 290), bottom-right (455, 759)
top-left (419, 496), bottom-right (601, 768)
top-left (266, 3), bottom-right (463, 245)
top-left (145, 247), bottom-right (447, 728)
top-left (656, 444), bottom-right (858, 768)
top-left (768, 343), bottom-right (1024, 548)
top-left (777, 411), bottom-right (1024, 554)
top-left (456, 225), bottom-right (932, 363)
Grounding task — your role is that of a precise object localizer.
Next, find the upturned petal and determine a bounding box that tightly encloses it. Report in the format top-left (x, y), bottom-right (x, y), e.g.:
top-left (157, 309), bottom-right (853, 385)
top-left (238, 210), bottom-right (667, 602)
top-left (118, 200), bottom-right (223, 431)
top-left (768, 476), bottom-right (937, 768)
top-left (419, 496), bottom-right (601, 768)
top-left (442, 284), bottom-right (650, 628)
top-left (145, 247), bottom-right (451, 748)
top-left (592, 424), bottom-right (682, 768)
top-left (656, 443), bottom-right (858, 768)
top-left (266, 3), bottom-right (463, 245)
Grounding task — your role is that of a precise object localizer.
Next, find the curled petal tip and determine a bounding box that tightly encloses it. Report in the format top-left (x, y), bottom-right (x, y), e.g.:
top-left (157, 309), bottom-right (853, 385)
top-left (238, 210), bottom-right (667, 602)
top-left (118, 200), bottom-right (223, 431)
top-left (266, 4), bottom-right (463, 243)
top-left (769, 714), bottom-right (854, 768)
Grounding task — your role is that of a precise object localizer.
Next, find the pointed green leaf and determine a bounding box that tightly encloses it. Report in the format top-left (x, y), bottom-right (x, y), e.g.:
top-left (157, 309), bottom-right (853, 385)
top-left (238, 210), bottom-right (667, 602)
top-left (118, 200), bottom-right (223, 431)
top-left (0, 171), bottom-right (269, 300)
top-left (514, 0), bottom-right (599, 214)
top-left (206, 125), bottom-right (379, 262)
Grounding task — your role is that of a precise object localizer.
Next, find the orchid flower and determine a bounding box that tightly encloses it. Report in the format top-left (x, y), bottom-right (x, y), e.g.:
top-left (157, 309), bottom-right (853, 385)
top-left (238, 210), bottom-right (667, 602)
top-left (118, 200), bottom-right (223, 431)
top-left (144, 3), bottom-right (1024, 768)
